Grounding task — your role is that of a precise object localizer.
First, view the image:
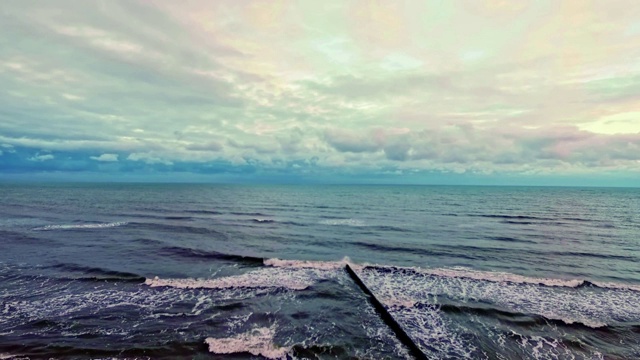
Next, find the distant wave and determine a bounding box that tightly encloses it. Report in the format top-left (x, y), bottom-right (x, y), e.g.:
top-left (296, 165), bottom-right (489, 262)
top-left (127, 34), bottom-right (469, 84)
top-left (252, 218), bottom-right (275, 224)
top-left (247, 218), bottom-right (307, 227)
top-left (184, 209), bottom-right (223, 215)
top-left (164, 216), bottom-right (193, 221)
top-left (352, 242), bottom-right (478, 261)
top-left (128, 222), bottom-right (226, 237)
top-left (471, 214), bottom-right (616, 228)
top-left (32, 222), bottom-right (127, 231)
top-left (486, 236), bottom-right (537, 244)
top-left (318, 219), bottom-right (365, 226)
top-left (50, 263), bottom-right (145, 283)
top-left (472, 214), bottom-right (555, 221)
top-left (230, 211), bottom-right (268, 216)
top-left (158, 246), bottom-right (264, 265)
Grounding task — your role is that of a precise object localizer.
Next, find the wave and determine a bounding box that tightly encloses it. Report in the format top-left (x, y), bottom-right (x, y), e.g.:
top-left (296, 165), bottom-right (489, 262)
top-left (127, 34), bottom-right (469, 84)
top-left (363, 265), bottom-right (640, 292)
top-left (252, 218), bottom-right (275, 223)
top-left (128, 222), bottom-right (226, 237)
top-left (502, 220), bottom-right (535, 225)
top-left (158, 246), bottom-right (264, 265)
top-left (486, 236), bottom-right (536, 244)
top-left (473, 214), bottom-right (555, 221)
top-left (358, 263), bottom-right (640, 335)
top-left (32, 222), bottom-right (127, 231)
top-left (353, 242), bottom-right (478, 261)
top-left (431, 303), bottom-right (608, 329)
top-left (205, 325), bottom-right (291, 359)
top-left (49, 264), bottom-right (146, 283)
top-left (145, 267), bottom-right (316, 291)
top-left (184, 209), bottom-right (223, 215)
top-left (0, 353), bottom-right (25, 360)
top-left (1, 229), bottom-right (47, 244)
top-left (0, 340), bottom-right (206, 358)
top-left (368, 225), bottom-right (412, 233)
top-left (230, 211), bottom-right (268, 216)
top-left (164, 216), bottom-right (193, 221)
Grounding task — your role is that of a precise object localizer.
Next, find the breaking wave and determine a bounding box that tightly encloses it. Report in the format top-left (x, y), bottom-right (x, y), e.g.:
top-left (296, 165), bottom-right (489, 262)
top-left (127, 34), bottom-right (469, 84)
top-left (362, 264), bottom-right (640, 292)
top-left (145, 266), bottom-right (319, 291)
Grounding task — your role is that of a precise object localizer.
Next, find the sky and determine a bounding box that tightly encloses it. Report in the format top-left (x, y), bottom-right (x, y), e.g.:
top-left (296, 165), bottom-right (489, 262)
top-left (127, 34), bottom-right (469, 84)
top-left (1, 1), bottom-right (640, 185)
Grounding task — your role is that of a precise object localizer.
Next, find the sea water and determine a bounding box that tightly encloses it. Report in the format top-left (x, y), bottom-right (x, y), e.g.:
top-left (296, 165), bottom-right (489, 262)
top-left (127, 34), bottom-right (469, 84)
top-left (0, 183), bottom-right (639, 359)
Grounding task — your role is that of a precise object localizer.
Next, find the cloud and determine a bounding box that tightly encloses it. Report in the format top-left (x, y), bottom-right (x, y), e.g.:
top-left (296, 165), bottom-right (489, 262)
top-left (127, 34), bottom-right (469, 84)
top-left (1, 1), bottom-right (640, 184)
top-left (28, 154), bottom-right (54, 162)
top-left (324, 129), bottom-right (381, 153)
top-left (127, 152), bottom-right (173, 165)
top-left (90, 153), bottom-right (119, 162)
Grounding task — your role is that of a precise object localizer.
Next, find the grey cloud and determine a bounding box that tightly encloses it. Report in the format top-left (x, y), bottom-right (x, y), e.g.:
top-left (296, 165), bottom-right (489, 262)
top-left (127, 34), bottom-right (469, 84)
top-left (185, 141), bottom-right (223, 152)
top-left (324, 129), bottom-right (381, 153)
top-left (323, 124), bottom-right (640, 172)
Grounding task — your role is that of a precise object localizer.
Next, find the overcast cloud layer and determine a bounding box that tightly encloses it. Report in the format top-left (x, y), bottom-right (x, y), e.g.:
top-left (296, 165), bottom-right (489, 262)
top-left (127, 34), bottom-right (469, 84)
top-left (1, 1), bottom-right (640, 184)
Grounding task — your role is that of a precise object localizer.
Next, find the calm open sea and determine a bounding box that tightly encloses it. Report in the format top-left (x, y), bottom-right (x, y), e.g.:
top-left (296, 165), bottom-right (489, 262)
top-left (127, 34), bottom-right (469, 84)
top-left (1, 183), bottom-right (639, 359)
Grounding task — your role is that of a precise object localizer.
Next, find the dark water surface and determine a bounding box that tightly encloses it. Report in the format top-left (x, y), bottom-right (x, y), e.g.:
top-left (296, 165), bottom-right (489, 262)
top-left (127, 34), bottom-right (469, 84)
top-left (1, 184), bottom-right (639, 359)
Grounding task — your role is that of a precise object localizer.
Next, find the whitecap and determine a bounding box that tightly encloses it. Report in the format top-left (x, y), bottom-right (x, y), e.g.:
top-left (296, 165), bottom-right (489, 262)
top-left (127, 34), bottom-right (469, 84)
top-left (32, 222), bottom-right (127, 231)
top-left (264, 257), bottom-right (351, 271)
top-left (205, 325), bottom-right (291, 359)
top-left (318, 218), bottom-right (365, 226)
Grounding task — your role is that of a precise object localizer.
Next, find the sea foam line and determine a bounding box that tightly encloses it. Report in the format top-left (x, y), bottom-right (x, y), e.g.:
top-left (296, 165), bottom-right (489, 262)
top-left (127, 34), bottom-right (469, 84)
top-left (32, 222), bottom-right (128, 231)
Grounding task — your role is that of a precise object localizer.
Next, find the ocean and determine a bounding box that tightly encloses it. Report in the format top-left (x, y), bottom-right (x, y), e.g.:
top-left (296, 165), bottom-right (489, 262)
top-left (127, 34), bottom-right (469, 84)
top-left (0, 183), bottom-right (639, 359)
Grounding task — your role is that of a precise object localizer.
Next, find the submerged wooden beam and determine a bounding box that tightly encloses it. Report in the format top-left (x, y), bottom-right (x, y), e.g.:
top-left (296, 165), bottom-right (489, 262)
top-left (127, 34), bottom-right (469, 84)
top-left (344, 264), bottom-right (428, 360)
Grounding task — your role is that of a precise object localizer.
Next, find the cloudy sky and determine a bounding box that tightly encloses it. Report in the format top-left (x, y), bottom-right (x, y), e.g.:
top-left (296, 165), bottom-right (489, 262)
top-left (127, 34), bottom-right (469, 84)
top-left (1, 1), bottom-right (640, 185)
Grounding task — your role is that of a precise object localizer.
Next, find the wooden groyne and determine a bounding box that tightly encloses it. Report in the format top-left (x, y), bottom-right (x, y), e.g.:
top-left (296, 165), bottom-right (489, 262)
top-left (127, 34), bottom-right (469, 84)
top-left (344, 264), bottom-right (428, 360)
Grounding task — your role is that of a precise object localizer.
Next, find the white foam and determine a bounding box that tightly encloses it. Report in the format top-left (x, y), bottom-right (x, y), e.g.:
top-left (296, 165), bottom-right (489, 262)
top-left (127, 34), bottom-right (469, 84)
top-left (365, 264), bottom-right (640, 292)
top-left (264, 257), bottom-right (350, 271)
top-left (418, 267), bottom-right (585, 288)
top-left (388, 304), bottom-right (480, 359)
top-left (205, 325), bottom-right (291, 359)
top-left (592, 280), bottom-right (640, 292)
top-left (32, 222), bottom-right (127, 231)
top-left (318, 218), bottom-right (365, 226)
top-left (0, 273), bottom-right (266, 336)
top-left (358, 266), bottom-right (640, 330)
top-left (0, 354), bottom-right (27, 360)
top-left (145, 267), bottom-right (317, 291)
